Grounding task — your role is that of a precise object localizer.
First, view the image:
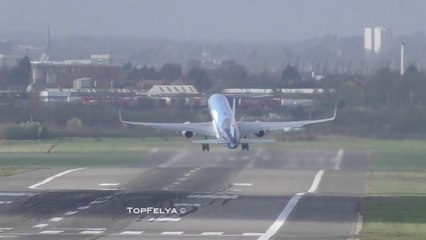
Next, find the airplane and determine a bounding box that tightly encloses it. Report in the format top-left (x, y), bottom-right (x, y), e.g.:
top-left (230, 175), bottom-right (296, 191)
top-left (119, 93), bottom-right (336, 151)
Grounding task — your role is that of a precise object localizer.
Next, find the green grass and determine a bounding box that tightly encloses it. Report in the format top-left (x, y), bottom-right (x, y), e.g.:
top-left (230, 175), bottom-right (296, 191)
top-left (0, 137), bottom-right (183, 167)
top-left (0, 167), bottom-right (36, 176)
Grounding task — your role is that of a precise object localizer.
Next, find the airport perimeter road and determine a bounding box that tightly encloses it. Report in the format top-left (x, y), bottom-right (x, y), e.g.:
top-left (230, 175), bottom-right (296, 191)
top-left (0, 144), bottom-right (368, 240)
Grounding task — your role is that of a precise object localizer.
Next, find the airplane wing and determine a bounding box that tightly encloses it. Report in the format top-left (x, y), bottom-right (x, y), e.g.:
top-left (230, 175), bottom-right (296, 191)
top-left (238, 107), bottom-right (336, 135)
top-left (119, 110), bottom-right (216, 137)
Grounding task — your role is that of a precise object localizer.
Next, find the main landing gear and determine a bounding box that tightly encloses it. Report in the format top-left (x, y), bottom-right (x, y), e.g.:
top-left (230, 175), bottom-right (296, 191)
top-left (202, 143), bottom-right (210, 151)
top-left (241, 143), bottom-right (249, 151)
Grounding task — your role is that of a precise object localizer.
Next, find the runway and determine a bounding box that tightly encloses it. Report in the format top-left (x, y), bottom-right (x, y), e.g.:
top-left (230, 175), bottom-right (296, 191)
top-left (0, 143), bottom-right (368, 239)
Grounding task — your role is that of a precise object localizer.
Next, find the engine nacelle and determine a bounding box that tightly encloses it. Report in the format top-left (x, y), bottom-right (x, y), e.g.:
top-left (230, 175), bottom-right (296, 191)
top-left (182, 131), bottom-right (195, 139)
top-left (255, 130), bottom-right (265, 137)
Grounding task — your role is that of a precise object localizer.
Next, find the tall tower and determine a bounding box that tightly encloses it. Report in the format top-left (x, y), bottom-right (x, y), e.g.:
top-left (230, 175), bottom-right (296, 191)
top-left (400, 43), bottom-right (405, 76)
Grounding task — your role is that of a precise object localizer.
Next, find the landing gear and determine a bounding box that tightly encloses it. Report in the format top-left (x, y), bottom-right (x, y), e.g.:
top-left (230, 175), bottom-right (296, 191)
top-left (202, 143), bottom-right (210, 151)
top-left (241, 143), bottom-right (249, 151)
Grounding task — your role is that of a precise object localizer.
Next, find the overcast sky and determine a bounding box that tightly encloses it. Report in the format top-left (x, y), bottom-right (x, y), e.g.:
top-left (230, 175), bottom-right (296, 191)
top-left (0, 0), bottom-right (425, 40)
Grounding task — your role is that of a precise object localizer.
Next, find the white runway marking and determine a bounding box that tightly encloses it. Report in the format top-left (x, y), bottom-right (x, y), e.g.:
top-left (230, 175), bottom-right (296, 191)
top-left (0, 192), bottom-right (36, 197)
top-left (0, 201), bottom-right (13, 205)
top-left (233, 183), bottom-right (252, 186)
top-left (33, 224), bottom-right (48, 228)
top-left (77, 205), bottom-right (90, 210)
top-left (64, 211), bottom-right (78, 216)
top-left (119, 231), bottom-right (144, 235)
top-left (57, 228), bottom-right (106, 231)
top-left (242, 233), bottom-right (264, 236)
top-left (356, 213), bottom-right (363, 235)
top-left (174, 203), bottom-right (201, 207)
top-left (0, 229), bottom-right (12, 231)
top-left (159, 148), bottom-right (188, 168)
top-left (307, 170), bottom-right (324, 193)
top-left (99, 183), bottom-right (120, 186)
top-left (258, 169), bottom-right (325, 240)
top-left (151, 147), bottom-right (159, 153)
top-left (39, 230), bottom-right (63, 234)
top-left (201, 232), bottom-right (224, 235)
top-left (148, 217), bottom-right (181, 222)
top-left (49, 217), bottom-right (63, 222)
top-left (188, 193), bottom-right (239, 200)
top-left (79, 230), bottom-right (104, 234)
top-left (161, 231), bottom-right (184, 235)
top-left (177, 177), bottom-right (188, 181)
top-left (183, 173), bottom-right (192, 177)
top-left (258, 192), bottom-right (305, 240)
top-left (334, 149), bottom-right (344, 170)
top-left (28, 168), bottom-right (85, 189)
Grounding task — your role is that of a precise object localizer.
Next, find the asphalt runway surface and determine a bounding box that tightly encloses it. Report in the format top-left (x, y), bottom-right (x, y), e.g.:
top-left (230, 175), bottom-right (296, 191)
top-left (0, 143), bottom-right (369, 240)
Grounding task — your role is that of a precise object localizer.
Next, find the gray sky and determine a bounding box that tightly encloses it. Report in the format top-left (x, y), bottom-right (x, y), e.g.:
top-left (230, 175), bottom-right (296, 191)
top-left (0, 0), bottom-right (425, 40)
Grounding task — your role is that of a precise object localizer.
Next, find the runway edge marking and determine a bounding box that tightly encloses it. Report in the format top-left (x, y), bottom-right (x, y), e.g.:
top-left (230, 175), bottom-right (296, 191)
top-left (257, 169), bottom-right (325, 240)
top-left (28, 168), bottom-right (86, 189)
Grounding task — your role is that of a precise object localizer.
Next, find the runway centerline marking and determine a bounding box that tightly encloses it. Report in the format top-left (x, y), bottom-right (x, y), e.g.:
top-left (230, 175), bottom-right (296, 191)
top-left (161, 231), bottom-right (184, 235)
top-left (40, 230), bottom-right (63, 234)
top-left (28, 168), bottom-right (85, 189)
top-left (79, 230), bottom-right (104, 235)
top-left (64, 211), bottom-right (78, 216)
top-left (258, 169), bottom-right (325, 240)
top-left (49, 217), bottom-right (63, 222)
top-left (201, 232), bottom-right (224, 235)
top-left (77, 205), bottom-right (90, 210)
top-left (334, 149), bottom-right (344, 170)
top-left (119, 231), bottom-right (144, 235)
top-left (33, 224), bottom-right (48, 228)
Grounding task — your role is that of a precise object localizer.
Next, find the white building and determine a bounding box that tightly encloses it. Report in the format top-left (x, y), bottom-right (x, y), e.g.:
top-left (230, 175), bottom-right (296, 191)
top-left (364, 26), bottom-right (392, 54)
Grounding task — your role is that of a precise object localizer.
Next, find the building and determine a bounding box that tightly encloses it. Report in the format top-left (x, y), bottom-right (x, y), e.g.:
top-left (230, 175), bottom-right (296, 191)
top-left (39, 88), bottom-right (137, 107)
top-left (29, 60), bottom-right (124, 91)
top-left (147, 85), bottom-right (204, 107)
top-left (364, 26), bottom-right (392, 54)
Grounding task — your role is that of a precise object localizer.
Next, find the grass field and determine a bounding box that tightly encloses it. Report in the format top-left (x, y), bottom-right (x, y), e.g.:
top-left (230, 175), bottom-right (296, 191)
top-left (0, 137), bottom-right (183, 167)
top-left (1, 137), bottom-right (426, 239)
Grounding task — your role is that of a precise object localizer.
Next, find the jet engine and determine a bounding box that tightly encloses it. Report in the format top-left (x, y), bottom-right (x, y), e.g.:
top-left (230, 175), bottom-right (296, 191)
top-left (255, 130), bottom-right (265, 137)
top-left (182, 131), bottom-right (195, 139)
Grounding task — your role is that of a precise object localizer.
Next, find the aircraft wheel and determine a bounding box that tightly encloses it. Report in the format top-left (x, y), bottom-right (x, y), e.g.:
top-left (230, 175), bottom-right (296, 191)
top-left (242, 143), bottom-right (249, 151)
top-left (202, 144), bottom-right (210, 151)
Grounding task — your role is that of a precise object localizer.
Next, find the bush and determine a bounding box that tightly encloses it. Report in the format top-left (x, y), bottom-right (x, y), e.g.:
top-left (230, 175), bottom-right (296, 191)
top-left (0, 122), bottom-right (49, 140)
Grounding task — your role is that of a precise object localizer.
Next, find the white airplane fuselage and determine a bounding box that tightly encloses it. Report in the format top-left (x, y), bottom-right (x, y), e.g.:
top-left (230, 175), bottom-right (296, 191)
top-left (208, 94), bottom-right (241, 149)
